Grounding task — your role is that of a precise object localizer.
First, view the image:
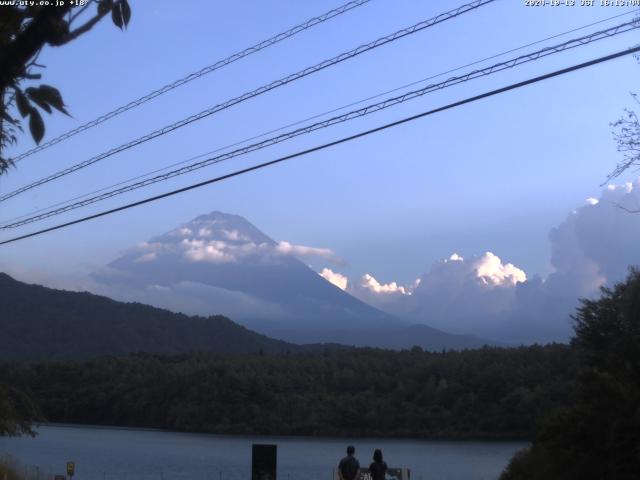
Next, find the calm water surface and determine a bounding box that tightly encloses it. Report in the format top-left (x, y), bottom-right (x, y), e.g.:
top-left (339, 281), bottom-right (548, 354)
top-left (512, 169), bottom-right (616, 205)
top-left (0, 425), bottom-right (527, 480)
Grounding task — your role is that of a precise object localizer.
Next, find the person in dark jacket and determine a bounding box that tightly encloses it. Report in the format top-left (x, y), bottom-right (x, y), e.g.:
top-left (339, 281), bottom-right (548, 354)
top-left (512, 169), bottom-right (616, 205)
top-left (338, 445), bottom-right (360, 480)
top-left (369, 449), bottom-right (388, 480)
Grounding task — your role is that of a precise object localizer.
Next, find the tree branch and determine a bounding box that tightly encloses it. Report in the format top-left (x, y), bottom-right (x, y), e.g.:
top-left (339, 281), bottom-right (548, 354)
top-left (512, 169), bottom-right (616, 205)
top-left (0, 7), bottom-right (73, 91)
top-left (50, 9), bottom-right (109, 46)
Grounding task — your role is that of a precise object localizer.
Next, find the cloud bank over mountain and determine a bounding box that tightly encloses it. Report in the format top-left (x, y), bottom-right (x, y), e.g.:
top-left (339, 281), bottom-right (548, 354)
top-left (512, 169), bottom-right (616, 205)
top-left (129, 226), bottom-right (342, 267)
top-left (324, 251), bottom-right (528, 338)
top-left (320, 179), bottom-right (640, 343)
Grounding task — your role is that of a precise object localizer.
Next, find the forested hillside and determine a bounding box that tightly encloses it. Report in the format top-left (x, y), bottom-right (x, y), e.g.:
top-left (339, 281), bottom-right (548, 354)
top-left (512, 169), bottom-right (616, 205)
top-left (0, 344), bottom-right (573, 438)
top-left (0, 273), bottom-right (301, 361)
top-left (501, 270), bottom-right (640, 479)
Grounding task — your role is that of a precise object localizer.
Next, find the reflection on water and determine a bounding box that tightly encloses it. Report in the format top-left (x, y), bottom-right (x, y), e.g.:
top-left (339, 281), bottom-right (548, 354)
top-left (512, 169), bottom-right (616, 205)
top-left (0, 425), bottom-right (527, 480)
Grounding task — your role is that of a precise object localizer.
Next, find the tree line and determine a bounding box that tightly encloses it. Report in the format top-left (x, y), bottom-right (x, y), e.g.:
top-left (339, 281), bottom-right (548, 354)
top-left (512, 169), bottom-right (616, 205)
top-left (0, 343), bottom-right (573, 439)
top-left (500, 269), bottom-right (640, 479)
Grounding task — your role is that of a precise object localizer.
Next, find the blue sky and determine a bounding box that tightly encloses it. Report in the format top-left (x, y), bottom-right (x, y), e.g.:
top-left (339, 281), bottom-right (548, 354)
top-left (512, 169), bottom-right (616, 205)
top-left (1, 0), bottom-right (639, 288)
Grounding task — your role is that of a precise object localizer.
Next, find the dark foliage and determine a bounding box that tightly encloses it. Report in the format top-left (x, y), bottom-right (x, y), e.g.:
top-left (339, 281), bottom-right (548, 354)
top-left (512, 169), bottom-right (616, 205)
top-left (0, 344), bottom-right (573, 439)
top-left (501, 269), bottom-right (640, 480)
top-left (0, 383), bottom-right (42, 437)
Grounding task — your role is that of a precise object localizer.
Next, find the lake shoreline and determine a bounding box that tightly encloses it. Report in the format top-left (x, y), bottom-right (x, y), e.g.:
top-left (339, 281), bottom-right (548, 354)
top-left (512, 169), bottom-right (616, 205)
top-left (39, 421), bottom-right (532, 443)
top-left (0, 424), bottom-right (527, 480)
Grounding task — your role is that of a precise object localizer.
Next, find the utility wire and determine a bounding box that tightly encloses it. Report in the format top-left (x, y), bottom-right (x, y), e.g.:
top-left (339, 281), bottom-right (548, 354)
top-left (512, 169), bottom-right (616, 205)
top-left (0, 0), bottom-right (496, 204)
top-left (1, 45), bottom-right (638, 247)
top-left (10, 0), bottom-right (373, 163)
top-left (2, 20), bottom-right (637, 230)
top-left (2, 8), bottom-right (634, 229)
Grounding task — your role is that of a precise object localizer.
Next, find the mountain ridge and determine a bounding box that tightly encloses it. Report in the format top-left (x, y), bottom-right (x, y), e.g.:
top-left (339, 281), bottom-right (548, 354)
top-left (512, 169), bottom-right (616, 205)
top-left (0, 269), bottom-right (499, 361)
top-left (0, 272), bottom-right (307, 362)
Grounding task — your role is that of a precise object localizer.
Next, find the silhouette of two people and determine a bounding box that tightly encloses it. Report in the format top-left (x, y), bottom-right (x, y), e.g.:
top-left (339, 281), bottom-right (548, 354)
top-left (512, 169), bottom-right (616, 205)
top-left (338, 446), bottom-right (387, 480)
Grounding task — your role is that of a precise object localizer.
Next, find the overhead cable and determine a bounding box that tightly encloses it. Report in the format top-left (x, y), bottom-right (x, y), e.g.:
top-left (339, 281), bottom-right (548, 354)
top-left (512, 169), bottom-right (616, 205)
top-left (10, 0), bottom-right (374, 163)
top-left (0, 0), bottom-right (496, 203)
top-left (3, 8), bottom-right (633, 229)
top-left (2, 20), bottom-right (638, 230)
top-left (1, 44), bottom-right (638, 246)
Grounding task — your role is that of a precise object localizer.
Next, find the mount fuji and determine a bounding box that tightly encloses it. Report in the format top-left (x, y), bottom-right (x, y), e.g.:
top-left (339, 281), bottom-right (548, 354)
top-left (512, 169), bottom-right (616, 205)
top-left (92, 211), bottom-right (495, 349)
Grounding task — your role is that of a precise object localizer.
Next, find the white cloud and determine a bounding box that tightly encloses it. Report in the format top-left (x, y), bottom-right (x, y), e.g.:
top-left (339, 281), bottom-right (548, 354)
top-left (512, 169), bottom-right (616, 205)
top-left (358, 273), bottom-right (410, 295)
top-left (339, 253), bottom-right (524, 324)
top-left (134, 252), bottom-right (157, 263)
top-left (320, 268), bottom-right (348, 290)
top-left (276, 240), bottom-right (330, 257)
top-left (368, 179), bottom-right (640, 343)
top-left (349, 252), bottom-right (528, 337)
top-left (182, 239), bottom-right (235, 263)
top-left (131, 231), bottom-right (341, 267)
top-left (318, 268), bottom-right (418, 300)
top-left (274, 241), bottom-right (342, 264)
top-left (148, 284), bottom-right (170, 292)
top-left (473, 252), bottom-right (526, 286)
top-left (136, 241), bottom-right (166, 252)
top-left (222, 229), bottom-right (249, 241)
top-left (548, 178), bottom-right (640, 294)
top-left (346, 272), bottom-right (417, 309)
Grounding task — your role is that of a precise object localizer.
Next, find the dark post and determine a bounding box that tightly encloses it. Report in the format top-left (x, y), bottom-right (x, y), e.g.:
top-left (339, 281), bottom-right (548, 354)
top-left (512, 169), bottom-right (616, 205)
top-left (251, 444), bottom-right (277, 480)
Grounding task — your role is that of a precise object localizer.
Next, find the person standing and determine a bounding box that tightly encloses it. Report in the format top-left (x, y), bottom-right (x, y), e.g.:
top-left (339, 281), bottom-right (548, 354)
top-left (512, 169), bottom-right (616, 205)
top-left (369, 449), bottom-right (388, 480)
top-left (338, 445), bottom-right (360, 480)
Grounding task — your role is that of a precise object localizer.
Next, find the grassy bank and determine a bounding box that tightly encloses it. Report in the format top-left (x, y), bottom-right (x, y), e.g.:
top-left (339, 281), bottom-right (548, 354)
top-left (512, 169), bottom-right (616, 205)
top-left (0, 455), bottom-right (49, 480)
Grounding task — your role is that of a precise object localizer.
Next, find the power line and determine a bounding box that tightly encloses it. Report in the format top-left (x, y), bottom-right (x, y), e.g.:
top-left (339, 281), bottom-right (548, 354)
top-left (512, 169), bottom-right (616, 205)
top-left (0, 0), bottom-right (496, 204)
top-left (3, 9), bottom-right (634, 229)
top-left (3, 19), bottom-right (637, 228)
top-left (2, 20), bottom-right (638, 230)
top-left (10, 0), bottom-right (373, 163)
top-left (1, 45), bottom-right (637, 246)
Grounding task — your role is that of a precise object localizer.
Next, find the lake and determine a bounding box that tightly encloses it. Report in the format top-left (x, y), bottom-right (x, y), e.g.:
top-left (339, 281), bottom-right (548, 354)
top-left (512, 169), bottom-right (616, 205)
top-left (0, 425), bottom-right (527, 480)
